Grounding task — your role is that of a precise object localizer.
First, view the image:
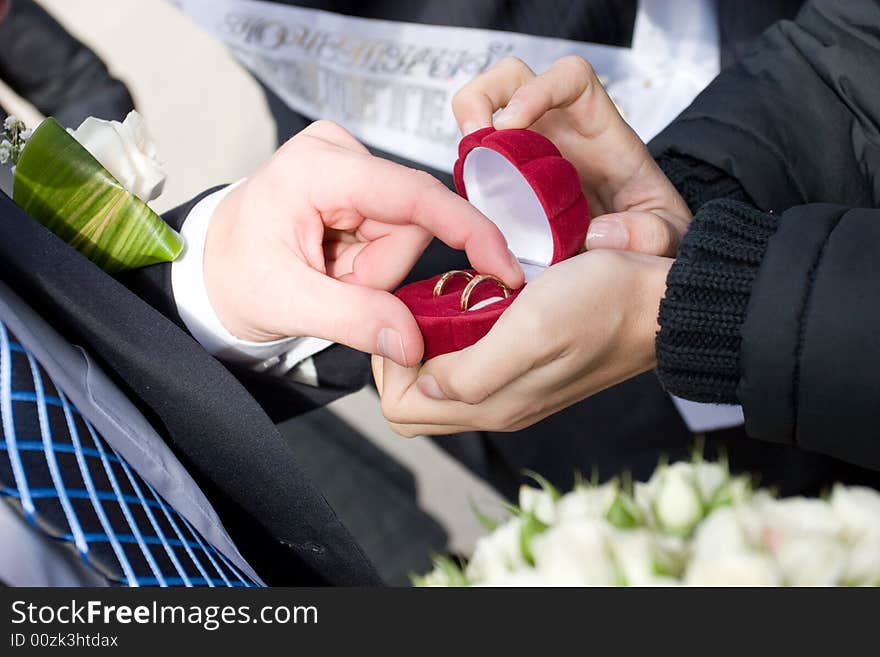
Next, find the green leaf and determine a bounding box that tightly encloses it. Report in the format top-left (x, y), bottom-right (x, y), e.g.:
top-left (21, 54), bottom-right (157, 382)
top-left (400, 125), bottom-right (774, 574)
top-left (519, 512), bottom-right (549, 566)
top-left (13, 118), bottom-right (182, 274)
top-left (469, 497), bottom-right (502, 531)
top-left (411, 556), bottom-right (469, 587)
top-left (522, 469), bottom-right (562, 501)
top-left (605, 492), bottom-right (642, 529)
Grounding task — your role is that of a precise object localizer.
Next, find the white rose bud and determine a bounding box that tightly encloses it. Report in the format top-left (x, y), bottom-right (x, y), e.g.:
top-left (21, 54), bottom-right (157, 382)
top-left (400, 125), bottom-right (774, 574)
top-left (693, 462), bottom-right (729, 502)
top-left (713, 475), bottom-right (753, 507)
top-left (651, 464), bottom-right (704, 535)
top-left (555, 481), bottom-right (618, 524)
top-left (465, 517), bottom-right (526, 584)
top-left (518, 485), bottom-right (556, 525)
top-left (71, 110), bottom-right (166, 203)
top-left (531, 519), bottom-right (616, 586)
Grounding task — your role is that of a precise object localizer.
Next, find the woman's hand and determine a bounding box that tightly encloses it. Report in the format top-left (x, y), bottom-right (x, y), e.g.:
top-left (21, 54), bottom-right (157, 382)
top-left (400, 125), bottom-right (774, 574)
top-left (373, 250), bottom-right (671, 436)
top-left (453, 55), bottom-right (691, 256)
top-left (205, 120), bottom-right (523, 366)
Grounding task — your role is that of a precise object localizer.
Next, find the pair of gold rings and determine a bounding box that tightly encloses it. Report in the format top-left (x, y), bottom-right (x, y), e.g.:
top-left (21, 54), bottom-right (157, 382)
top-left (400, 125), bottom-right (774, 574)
top-left (433, 270), bottom-right (511, 312)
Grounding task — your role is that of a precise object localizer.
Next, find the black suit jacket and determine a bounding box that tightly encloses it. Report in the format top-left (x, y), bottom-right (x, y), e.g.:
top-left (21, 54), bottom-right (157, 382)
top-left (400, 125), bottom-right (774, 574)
top-left (0, 190), bottom-right (380, 585)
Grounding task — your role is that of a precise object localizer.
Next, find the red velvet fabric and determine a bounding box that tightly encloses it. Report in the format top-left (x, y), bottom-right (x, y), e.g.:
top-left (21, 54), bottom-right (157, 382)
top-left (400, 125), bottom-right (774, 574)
top-left (396, 128), bottom-right (590, 360)
top-left (395, 270), bottom-right (520, 360)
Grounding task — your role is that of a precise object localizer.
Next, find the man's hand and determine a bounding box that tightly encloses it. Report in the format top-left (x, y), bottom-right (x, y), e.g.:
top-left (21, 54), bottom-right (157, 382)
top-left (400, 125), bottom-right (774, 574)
top-left (203, 120), bottom-right (524, 366)
top-left (453, 55), bottom-right (691, 256)
top-left (374, 249), bottom-right (671, 435)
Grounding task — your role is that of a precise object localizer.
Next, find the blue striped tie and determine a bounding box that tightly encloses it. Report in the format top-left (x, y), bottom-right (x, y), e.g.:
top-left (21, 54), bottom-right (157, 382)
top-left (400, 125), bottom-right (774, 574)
top-left (0, 320), bottom-right (259, 587)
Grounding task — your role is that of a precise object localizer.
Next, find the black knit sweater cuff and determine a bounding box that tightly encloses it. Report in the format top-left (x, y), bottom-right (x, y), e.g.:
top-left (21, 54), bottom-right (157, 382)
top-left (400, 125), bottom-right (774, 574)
top-left (656, 153), bottom-right (752, 214)
top-left (655, 199), bottom-right (778, 403)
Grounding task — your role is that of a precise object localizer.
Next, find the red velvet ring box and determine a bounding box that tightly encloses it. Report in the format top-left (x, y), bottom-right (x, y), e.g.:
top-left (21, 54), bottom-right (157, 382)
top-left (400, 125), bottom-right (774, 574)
top-left (395, 127), bottom-right (591, 360)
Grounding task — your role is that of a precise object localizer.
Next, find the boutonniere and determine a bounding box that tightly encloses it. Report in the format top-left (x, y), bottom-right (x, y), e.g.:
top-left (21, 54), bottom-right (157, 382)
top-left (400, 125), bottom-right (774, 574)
top-left (1, 112), bottom-right (182, 273)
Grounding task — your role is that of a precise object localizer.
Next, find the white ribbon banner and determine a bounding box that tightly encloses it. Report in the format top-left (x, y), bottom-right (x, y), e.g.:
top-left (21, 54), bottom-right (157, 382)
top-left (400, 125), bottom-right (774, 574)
top-left (173, 0), bottom-right (720, 173)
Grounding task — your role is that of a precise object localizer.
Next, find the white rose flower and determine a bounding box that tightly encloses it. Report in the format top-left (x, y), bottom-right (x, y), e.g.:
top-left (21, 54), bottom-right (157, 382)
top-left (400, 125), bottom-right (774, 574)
top-left (3, 114), bottom-right (19, 131)
top-left (555, 482), bottom-right (618, 524)
top-left (830, 485), bottom-right (880, 541)
top-left (685, 550), bottom-right (782, 586)
top-left (466, 517), bottom-right (526, 583)
top-left (518, 485), bottom-right (556, 525)
top-left (687, 501), bottom-right (783, 586)
top-left (649, 464), bottom-right (704, 535)
top-left (775, 536), bottom-right (848, 586)
top-left (754, 497), bottom-right (843, 554)
top-left (829, 486), bottom-right (880, 585)
top-left (607, 528), bottom-right (678, 586)
top-left (742, 496), bottom-right (849, 585)
top-left (531, 519), bottom-right (616, 586)
top-left (690, 506), bottom-right (753, 558)
top-left (71, 110), bottom-right (166, 203)
top-left (477, 570), bottom-right (548, 587)
top-left (843, 537), bottom-right (880, 586)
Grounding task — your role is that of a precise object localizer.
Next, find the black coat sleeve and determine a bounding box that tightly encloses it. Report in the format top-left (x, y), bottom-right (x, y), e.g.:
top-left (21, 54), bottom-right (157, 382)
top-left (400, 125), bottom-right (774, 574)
top-left (649, 0), bottom-right (880, 470)
top-left (739, 204), bottom-right (880, 472)
top-left (0, 0), bottom-right (135, 127)
top-left (656, 199), bottom-right (880, 472)
top-left (119, 191), bottom-right (370, 423)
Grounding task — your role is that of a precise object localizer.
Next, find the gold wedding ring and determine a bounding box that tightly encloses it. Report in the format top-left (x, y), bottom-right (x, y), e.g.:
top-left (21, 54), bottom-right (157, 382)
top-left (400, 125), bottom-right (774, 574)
top-left (433, 270), bottom-right (474, 297)
top-left (459, 274), bottom-right (511, 312)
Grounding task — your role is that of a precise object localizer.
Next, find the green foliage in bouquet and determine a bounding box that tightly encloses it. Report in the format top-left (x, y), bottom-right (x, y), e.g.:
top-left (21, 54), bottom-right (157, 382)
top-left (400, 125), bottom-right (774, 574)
top-left (12, 118), bottom-right (182, 274)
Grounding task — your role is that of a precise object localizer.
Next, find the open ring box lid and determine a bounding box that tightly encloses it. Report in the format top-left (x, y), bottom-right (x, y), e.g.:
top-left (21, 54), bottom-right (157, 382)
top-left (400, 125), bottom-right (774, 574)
top-left (395, 127), bottom-right (591, 360)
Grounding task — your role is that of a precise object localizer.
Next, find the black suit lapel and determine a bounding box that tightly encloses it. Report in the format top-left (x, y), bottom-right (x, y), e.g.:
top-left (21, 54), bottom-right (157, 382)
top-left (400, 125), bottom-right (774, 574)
top-left (0, 191), bottom-right (379, 585)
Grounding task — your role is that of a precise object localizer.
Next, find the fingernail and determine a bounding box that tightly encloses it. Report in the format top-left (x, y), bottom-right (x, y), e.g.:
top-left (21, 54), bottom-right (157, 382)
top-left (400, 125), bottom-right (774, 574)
top-left (495, 100), bottom-right (523, 126)
top-left (508, 248), bottom-right (524, 279)
top-left (461, 120), bottom-right (480, 135)
top-left (417, 375), bottom-right (448, 400)
top-left (586, 219), bottom-right (629, 250)
top-left (377, 328), bottom-right (407, 366)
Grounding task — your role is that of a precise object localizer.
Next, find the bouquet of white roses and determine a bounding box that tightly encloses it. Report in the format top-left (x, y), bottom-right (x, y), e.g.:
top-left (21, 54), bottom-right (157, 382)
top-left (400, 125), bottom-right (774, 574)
top-left (416, 458), bottom-right (880, 586)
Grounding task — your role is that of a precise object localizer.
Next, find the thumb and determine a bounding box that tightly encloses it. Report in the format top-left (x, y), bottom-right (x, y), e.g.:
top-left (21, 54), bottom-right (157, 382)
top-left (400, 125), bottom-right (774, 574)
top-left (416, 310), bottom-right (536, 405)
top-left (294, 271), bottom-right (425, 366)
top-left (585, 211), bottom-right (685, 257)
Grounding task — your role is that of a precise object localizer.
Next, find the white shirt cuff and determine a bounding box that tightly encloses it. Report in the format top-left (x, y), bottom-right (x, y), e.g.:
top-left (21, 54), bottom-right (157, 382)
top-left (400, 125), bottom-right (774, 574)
top-left (170, 183), bottom-right (332, 378)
